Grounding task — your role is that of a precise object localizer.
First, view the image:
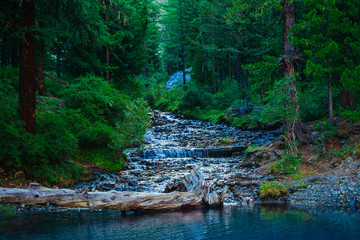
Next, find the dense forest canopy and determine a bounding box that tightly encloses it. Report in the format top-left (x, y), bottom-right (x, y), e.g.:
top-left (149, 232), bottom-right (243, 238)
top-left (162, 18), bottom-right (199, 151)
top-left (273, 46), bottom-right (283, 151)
top-left (0, 0), bottom-right (359, 183)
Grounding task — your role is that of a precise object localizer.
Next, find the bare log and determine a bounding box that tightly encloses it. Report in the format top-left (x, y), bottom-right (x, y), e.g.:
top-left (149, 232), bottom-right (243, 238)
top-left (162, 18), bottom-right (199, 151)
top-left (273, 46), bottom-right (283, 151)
top-left (0, 186), bottom-right (201, 212)
top-left (0, 167), bottom-right (228, 212)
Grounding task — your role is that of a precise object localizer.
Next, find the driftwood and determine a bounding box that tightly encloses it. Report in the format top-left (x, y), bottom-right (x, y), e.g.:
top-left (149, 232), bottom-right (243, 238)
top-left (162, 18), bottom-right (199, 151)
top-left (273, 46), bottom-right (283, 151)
top-left (0, 167), bottom-right (228, 212)
top-left (0, 185), bottom-right (201, 212)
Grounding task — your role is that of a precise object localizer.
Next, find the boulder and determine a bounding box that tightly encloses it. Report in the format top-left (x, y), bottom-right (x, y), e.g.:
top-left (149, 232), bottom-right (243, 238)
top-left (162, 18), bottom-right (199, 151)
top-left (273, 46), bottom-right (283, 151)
top-left (166, 68), bottom-right (192, 89)
top-left (241, 148), bottom-right (282, 168)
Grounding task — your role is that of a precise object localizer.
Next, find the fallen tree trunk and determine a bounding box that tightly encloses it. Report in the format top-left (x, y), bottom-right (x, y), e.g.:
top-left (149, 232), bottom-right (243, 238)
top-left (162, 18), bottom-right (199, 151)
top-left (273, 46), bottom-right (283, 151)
top-left (0, 167), bottom-right (228, 212)
top-left (0, 185), bottom-right (201, 212)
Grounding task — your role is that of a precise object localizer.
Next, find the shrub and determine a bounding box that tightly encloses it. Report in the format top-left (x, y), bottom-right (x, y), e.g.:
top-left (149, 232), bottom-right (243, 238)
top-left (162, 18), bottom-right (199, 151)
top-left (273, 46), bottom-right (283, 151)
top-left (340, 109), bottom-right (360, 123)
top-left (110, 99), bottom-right (151, 159)
top-left (268, 153), bottom-right (303, 175)
top-left (259, 182), bottom-right (288, 200)
top-left (60, 74), bottom-right (129, 122)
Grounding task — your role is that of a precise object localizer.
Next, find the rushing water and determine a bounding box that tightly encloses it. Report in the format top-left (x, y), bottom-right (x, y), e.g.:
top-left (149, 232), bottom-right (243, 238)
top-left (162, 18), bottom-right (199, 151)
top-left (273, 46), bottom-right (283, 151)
top-left (1, 206), bottom-right (360, 240)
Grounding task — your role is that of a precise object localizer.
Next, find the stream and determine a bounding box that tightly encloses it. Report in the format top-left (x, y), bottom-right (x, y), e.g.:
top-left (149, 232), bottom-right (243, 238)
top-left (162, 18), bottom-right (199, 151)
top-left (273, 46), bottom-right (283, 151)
top-left (2, 111), bottom-right (360, 239)
top-left (73, 110), bottom-right (280, 203)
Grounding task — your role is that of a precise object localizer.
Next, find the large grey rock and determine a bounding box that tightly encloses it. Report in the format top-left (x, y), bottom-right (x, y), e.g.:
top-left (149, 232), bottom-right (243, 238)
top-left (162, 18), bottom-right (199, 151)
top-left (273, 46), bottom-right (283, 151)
top-left (166, 68), bottom-right (192, 89)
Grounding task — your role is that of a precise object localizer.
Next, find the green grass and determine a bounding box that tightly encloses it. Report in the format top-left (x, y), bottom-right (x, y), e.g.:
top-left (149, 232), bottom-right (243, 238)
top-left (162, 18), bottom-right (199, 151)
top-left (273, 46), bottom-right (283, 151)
top-left (75, 148), bottom-right (124, 172)
top-left (259, 182), bottom-right (289, 200)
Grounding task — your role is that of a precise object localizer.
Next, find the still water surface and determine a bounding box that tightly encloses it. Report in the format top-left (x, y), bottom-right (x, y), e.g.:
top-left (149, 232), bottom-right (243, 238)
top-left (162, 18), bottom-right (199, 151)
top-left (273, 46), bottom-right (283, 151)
top-left (1, 206), bottom-right (360, 240)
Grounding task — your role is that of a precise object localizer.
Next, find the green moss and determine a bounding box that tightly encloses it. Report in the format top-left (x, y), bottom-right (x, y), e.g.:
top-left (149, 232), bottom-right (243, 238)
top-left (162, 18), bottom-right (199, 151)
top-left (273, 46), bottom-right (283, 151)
top-left (214, 137), bottom-right (235, 145)
top-left (268, 153), bottom-right (303, 175)
top-left (76, 148), bottom-right (124, 172)
top-left (259, 182), bottom-right (289, 200)
top-left (0, 204), bottom-right (19, 216)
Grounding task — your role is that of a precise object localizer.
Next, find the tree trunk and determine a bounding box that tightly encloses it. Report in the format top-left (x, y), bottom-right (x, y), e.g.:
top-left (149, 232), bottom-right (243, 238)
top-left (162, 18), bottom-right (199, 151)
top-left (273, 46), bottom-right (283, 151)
top-left (19, 0), bottom-right (36, 135)
top-left (106, 11), bottom-right (110, 81)
top-left (203, 51), bottom-right (207, 83)
top-left (179, 0), bottom-right (186, 85)
top-left (56, 47), bottom-right (61, 78)
top-left (281, 1), bottom-right (311, 146)
top-left (228, 51), bottom-right (232, 85)
top-left (144, 41), bottom-right (149, 78)
top-left (328, 75), bottom-right (334, 126)
top-left (36, 40), bottom-right (46, 96)
top-left (341, 89), bottom-right (355, 109)
top-left (241, 69), bottom-right (249, 104)
top-left (0, 167), bottom-right (228, 212)
top-left (212, 47), bottom-right (216, 94)
top-left (12, 38), bottom-right (19, 67)
top-left (0, 186), bottom-right (202, 212)
top-left (282, 1), bottom-right (299, 133)
top-left (2, 31), bottom-right (8, 65)
top-left (236, 53), bottom-right (240, 84)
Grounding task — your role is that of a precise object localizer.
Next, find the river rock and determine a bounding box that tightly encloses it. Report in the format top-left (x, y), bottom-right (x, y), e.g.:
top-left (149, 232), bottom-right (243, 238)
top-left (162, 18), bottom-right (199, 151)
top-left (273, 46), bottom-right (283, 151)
top-left (241, 148), bottom-right (282, 168)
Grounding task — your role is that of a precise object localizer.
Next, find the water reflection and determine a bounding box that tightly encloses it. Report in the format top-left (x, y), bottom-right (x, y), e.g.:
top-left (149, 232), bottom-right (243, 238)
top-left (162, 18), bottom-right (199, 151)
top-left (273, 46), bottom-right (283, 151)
top-left (1, 206), bottom-right (360, 240)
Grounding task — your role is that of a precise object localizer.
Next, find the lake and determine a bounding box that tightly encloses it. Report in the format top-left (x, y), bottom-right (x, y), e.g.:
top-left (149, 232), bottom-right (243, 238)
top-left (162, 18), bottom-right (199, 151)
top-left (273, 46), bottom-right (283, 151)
top-left (1, 206), bottom-right (360, 240)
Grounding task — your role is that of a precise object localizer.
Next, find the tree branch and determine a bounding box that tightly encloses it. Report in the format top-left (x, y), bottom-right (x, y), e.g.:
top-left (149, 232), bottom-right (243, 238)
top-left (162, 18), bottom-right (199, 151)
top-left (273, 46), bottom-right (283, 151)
top-left (36, 69), bottom-right (69, 86)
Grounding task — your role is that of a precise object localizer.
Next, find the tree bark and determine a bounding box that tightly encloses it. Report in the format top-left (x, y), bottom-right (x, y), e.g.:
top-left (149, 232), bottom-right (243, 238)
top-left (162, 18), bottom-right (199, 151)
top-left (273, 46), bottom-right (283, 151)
top-left (341, 89), bottom-right (355, 109)
top-left (2, 31), bottom-right (8, 65)
top-left (0, 167), bottom-right (228, 212)
top-left (19, 0), bottom-right (36, 135)
top-left (0, 186), bottom-right (202, 212)
top-left (36, 39), bottom-right (46, 96)
top-left (56, 47), bottom-right (61, 78)
top-left (106, 10), bottom-right (110, 81)
top-left (328, 75), bottom-right (334, 125)
top-left (241, 69), bottom-right (249, 104)
top-left (203, 51), bottom-right (207, 83)
top-left (179, 0), bottom-right (186, 85)
top-left (144, 41), bottom-right (149, 77)
top-left (228, 51), bottom-right (232, 85)
top-left (282, 1), bottom-right (299, 133)
top-left (12, 38), bottom-right (18, 67)
top-left (236, 53), bottom-right (240, 84)
top-left (281, 1), bottom-right (311, 146)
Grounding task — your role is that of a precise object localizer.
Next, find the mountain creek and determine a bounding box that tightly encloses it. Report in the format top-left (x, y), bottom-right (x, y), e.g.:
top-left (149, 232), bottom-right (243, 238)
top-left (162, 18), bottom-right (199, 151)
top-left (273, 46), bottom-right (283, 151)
top-left (72, 110), bottom-right (280, 204)
top-left (71, 110), bottom-right (360, 209)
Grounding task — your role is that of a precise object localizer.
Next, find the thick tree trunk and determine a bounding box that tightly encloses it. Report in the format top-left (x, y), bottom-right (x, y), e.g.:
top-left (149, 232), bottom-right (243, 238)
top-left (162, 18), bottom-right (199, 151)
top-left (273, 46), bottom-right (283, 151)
top-left (0, 186), bottom-right (202, 212)
top-left (19, 0), bottom-right (36, 135)
top-left (36, 40), bottom-right (46, 96)
top-left (328, 76), bottom-right (334, 125)
top-left (281, 1), bottom-right (311, 146)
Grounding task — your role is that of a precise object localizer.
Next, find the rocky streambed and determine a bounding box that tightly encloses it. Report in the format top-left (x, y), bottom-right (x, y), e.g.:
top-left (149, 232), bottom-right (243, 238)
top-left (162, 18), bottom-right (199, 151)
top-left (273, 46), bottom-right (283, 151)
top-left (71, 111), bottom-right (360, 209)
top-left (72, 111), bottom-right (280, 204)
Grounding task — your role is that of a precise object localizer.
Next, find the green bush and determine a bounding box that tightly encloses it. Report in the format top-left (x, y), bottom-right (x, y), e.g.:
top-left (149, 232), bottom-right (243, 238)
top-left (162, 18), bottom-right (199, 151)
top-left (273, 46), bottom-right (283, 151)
top-left (259, 182), bottom-right (288, 200)
top-left (60, 74), bottom-right (129, 122)
top-left (268, 153), bottom-right (303, 175)
top-left (340, 108), bottom-right (360, 123)
top-left (110, 99), bottom-right (151, 159)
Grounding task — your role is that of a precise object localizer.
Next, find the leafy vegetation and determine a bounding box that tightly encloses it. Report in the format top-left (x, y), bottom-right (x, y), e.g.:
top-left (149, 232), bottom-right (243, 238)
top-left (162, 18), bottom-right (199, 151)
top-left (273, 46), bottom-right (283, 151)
top-left (259, 182), bottom-right (289, 200)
